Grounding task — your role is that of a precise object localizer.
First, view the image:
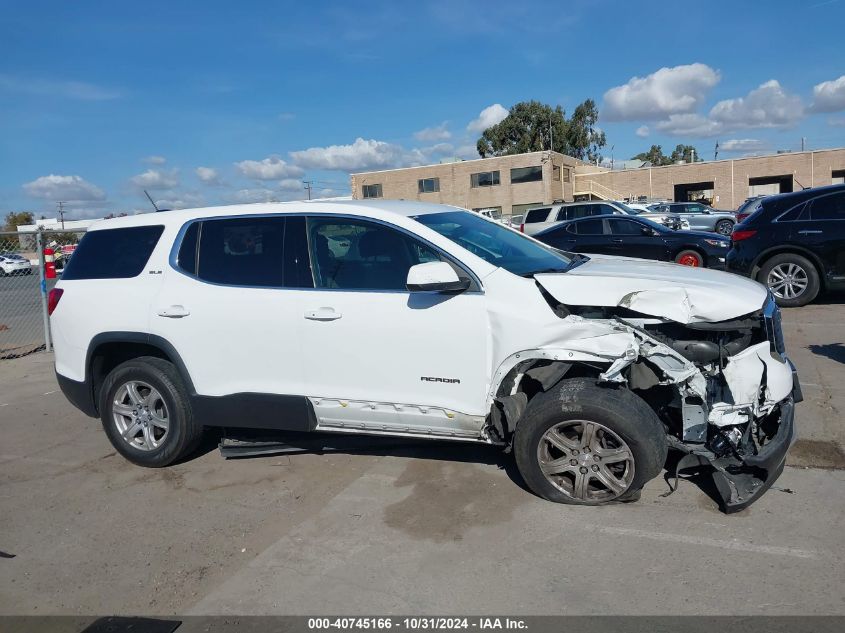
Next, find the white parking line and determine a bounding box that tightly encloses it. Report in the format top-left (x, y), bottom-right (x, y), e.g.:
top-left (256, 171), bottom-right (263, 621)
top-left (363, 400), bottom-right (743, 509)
top-left (596, 526), bottom-right (818, 559)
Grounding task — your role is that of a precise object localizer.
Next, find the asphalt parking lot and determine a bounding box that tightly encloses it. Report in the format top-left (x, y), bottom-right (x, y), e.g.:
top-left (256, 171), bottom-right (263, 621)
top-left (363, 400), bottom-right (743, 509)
top-left (1, 298), bottom-right (843, 616)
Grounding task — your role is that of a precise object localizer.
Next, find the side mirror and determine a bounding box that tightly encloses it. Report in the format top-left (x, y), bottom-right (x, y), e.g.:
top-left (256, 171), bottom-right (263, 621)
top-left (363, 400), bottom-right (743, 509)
top-left (406, 261), bottom-right (470, 293)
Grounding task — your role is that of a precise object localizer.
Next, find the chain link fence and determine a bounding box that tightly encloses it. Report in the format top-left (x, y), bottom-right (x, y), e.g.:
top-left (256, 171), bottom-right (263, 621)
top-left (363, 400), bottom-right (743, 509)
top-left (0, 228), bottom-right (86, 360)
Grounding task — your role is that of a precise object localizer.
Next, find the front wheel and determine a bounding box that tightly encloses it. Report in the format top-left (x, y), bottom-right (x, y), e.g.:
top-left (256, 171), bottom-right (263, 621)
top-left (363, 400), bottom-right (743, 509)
top-left (715, 219), bottom-right (734, 236)
top-left (99, 356), bottom-right (203, 467)
top-left (514, 378), bottom-right (667, 505)
top-left (675, 249), bottom-right (703, 267)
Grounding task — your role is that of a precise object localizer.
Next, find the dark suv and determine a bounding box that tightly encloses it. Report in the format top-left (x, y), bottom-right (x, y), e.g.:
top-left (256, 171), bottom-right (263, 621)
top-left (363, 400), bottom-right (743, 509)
top-left (726, 184), bottom-right (845, 307)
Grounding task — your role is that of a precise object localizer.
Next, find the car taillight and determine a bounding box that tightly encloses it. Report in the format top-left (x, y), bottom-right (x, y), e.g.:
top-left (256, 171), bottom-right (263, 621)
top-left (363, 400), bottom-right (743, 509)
top-left (731, 229), bottom-right (757, 242)
top-left (48, 288), bottom-right (64, 315)
top-left (520, 224), bottom-right (525, 233)
top-left (736, 212), bottom-right (750, 222)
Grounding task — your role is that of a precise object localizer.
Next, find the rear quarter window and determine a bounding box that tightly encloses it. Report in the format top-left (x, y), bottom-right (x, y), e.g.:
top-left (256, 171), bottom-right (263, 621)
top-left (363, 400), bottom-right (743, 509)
top-left (61, 225), bottom-right (164, 280)
top-left (524, 208), bottom-right (551, 223)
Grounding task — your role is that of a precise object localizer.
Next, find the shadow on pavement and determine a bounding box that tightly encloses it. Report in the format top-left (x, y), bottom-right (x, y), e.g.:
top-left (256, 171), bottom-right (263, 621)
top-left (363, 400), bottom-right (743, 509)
top-left (807, 342), bottom-right (845, 365)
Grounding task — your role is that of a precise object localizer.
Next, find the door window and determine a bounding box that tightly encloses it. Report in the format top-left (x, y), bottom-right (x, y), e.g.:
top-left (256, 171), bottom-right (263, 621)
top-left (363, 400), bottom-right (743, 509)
top-left (194, 217), bottom-right (286, 287)
top-left (524, 208), bottom-right (551, 223)
top-left (308, 218), bottom-right (441, 290)
top-left (573, 219), bottom-right (605, 235)
top-left (609, 219), bottom-right (646, 235)
top-left (809, 192), bottom-right (845, 220)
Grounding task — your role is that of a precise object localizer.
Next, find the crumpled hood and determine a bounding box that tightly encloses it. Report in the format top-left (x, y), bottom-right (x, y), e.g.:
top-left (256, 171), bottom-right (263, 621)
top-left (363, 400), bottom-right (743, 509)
top-left (535, 255), bottom-right (767, 323)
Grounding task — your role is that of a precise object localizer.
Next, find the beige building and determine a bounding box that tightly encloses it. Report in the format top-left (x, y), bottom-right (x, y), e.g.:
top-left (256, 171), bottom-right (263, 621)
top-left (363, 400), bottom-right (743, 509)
top-left (351, 147), bottom-right (845, 217)
top-left (350, 151), bottom-right (581, 218)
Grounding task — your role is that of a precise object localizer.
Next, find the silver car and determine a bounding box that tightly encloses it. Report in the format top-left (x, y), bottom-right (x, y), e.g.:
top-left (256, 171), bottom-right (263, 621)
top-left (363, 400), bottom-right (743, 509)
top-left (646, 202), bottom-right (737, 236)
top-left (0, 253), bottom-right (33, 276)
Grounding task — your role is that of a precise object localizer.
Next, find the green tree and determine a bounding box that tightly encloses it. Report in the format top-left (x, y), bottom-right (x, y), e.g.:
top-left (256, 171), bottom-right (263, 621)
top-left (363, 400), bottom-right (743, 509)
top-left (3, 211), bottom-right (34, 231)
top-left (632, 144), bottom-right (670, 165)
top-left (670, 144), bottom-right (702, 163)
top-left (476, 99), bottom-right (606, 162)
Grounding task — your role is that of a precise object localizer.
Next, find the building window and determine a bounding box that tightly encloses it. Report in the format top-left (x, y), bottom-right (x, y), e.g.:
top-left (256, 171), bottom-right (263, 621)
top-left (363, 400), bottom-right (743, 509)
top-left (510, 166), bottom-right (543, 184)
top-left (833, 169), bottom-right (845, 185)
top-left (362, 183), bottom-right (383, 199)
top-left (562, 168), bottom-right (571, 183)
top-left (470, 171), bottom-right (500, 188)
top-left (553, 165), bottom-right (561, 181)
top-left (418, 177), bottom-right (440, 193)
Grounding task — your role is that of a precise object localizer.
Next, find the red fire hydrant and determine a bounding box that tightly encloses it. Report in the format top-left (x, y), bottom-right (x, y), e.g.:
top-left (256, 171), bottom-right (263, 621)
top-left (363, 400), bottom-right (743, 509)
top-left (44, 247), bottom-right (56, 279)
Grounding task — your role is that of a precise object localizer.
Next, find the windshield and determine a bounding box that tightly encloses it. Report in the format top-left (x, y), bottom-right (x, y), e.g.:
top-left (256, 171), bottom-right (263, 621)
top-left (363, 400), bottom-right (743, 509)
top-left (413, 211), bottom-right (573, 276)
top-left (613, 202), bottom-right (639, 215)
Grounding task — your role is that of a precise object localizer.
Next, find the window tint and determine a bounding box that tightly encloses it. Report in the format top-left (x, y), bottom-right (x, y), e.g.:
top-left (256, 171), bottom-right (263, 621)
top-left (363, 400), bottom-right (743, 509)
top-left (596, 204), bottom-right (619, 216)
top-left (510, 166), bottom-right (543, 184)
top-left (177, 222), bottom-right (199, 274)
top-left (560, 205), bottom-right (590, 220)
top-left (809, 192), bottom-right (845, 220)
top-left (470, 171), bottom-right (500, 188)
top-left (609, 219), bottom-right (646, 235)
top-left (574, 219), bottom-right (604, 235)
top-left (62, 226), bottom-right (164, 280)
top-left (418, 177), bottom-right (440, 193)
top-left (362, 183), bottom-right (382, 198)
top-left (777, 203), bottom-right (807, 222)
top-left (283, 216), bottom-right (314, 288)
top-left (196, 217), bottom-right (285, 287)
top-left (524, 208), bottom-right (551, 223)
top-left (308, 218), bottom-right (441, 290)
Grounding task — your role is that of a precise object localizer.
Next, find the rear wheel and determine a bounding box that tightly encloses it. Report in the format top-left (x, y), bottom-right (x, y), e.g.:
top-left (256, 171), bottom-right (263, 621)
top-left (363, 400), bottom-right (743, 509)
top-left (675, 249), bottom-right (703, 267)
top-left (99, 356), bottom-right (203, 467)
top-left (514, 378), bottom-right (667, 505)
top-left (758, 253), bottom-right (820, 307)
top-left (715, 219), bottom-right (734, 236)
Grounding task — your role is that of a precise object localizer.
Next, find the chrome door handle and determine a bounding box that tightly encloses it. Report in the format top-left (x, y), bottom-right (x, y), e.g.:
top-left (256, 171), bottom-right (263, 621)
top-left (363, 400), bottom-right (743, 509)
top-left (797, 230), bottom-right (823, 235)
top-left (157, 305), bottom-right (190, 318)
top-left (305, 307), bottom-right (342, 321)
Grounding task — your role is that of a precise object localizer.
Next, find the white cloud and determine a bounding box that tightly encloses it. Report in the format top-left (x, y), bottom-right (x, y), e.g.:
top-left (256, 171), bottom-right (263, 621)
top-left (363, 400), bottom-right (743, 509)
top-left (602, 63), bottom-right (720, 121)
top-left (235, 155), bottom-right (304, 180)
top-left (143, 155), bottom-right (167, 165)
top-left (0, 74), bottom-right (121, 100)
top-left (414, 122), bottom-right (452, 142)
top-left (152, 193), bottom-right (204, 211)
top-left (195, 166), bottom-right (221, 185)
top-left (23, 174), bottom-right (106, 201)
top-left (290, 137), bottom-right (426, 172)
top-left (228, 188), bottom-right (280, 203)
top-left (280, 178), bottom-right (304, 191)
top-left (810, 75), bottom-right (845, 113)
top-left (635, 125), bottom-right (650, 138)
top-left (655, 113), bottom-right (723, 137)
top-left (130, 169), bottom-right (180, 190)
top-left (719, 139), bottom-right (768, 152)
top-left (278, 112), bottom-right (296, 121)
top-left (467, 104), bottom-right (509, 133)
top-left (709, 80), bottom-right (803, 129)
top-left (828, 116), bottom-right (845, 127)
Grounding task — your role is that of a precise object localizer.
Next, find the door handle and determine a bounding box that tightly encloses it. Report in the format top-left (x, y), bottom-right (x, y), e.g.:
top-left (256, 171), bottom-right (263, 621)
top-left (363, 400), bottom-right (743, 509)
top-left (797, 230), bottom-right (823, 235)
top-left (611, 239), bottom-right (623, 244)
top-left (157, 305), bottom-right (190, 318)
top-left (305, 307), bottom-right (342, 321)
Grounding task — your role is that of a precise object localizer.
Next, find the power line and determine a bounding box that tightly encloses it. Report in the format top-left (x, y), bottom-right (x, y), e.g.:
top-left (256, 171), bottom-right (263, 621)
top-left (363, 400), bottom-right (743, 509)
top-left (56, 201), bottom-right (66, 229)
top-left (303, 180), bottom-right (313, 200)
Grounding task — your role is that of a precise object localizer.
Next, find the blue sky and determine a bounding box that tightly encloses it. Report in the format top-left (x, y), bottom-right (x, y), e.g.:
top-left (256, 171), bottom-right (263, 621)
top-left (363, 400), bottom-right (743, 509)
top-left (2, 0), bottom-right (844, 218)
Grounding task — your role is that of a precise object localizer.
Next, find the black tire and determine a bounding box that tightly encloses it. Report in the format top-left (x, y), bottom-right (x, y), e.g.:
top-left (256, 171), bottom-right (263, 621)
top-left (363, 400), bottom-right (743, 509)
top-left (514, 378), bottom-right (667, 506)
top-left (674, 249), bottom-right (704, 267)
top-left (757, 253), bottom-right (820, 307)
top-left (715, 219), bottom-right (734, 236)
top-left (99, 356), bottom-right (203, 467)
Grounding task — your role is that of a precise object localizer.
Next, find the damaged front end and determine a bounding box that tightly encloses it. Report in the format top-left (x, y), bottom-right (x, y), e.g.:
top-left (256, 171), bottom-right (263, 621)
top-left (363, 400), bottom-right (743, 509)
top-left (524, 281), bottom-right (801, 513)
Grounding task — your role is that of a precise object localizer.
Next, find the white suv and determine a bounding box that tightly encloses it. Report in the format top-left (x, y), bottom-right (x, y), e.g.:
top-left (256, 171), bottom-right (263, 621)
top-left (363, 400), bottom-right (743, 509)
top-left (51, 200), bottom-right (800, 512)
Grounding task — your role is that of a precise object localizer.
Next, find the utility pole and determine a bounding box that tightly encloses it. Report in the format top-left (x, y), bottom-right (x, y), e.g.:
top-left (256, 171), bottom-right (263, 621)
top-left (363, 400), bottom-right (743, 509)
top-left (57, 201), bottom-right (66, 229)
top-left (801, 137), bottom-right (806, 152)
top-left (610, 145), bottom-right (615, 170)
top-left (690, 148), bottom-right (696, 163)
top-left (549, 116), bottom-right (554, 152)
top-left (714, 141), bottom-right (719, 161)
top-left (303, 180), bottom-right (313, 200)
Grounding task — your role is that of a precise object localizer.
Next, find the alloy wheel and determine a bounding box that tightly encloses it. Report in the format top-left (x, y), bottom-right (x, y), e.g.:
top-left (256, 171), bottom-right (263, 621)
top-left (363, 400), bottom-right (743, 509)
top-left (112, 380), bottom-right (170, 451)
top-left (677, 253), bottom-right (701, 267)
top-left (767, 262), bottom-right (809, 300)
top-left (716, 220), bottom-right (733, 236)
top-left (536, 420), bottom-right (635, 502)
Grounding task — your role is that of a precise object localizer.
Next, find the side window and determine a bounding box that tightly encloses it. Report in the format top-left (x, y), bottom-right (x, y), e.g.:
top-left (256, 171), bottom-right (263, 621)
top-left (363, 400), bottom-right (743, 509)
top-left (777, 203), bottom-right (807, 223)
top-left (307, 218), bottom-right (442, 290)
top-left (609, 219), bottom-right (645, 235)
top-left (596, 204), bottom-right (617, 216)
top-left (177, 222), bottom-right (199, 275)
top-left (61, 226), bottom-right (164, 280)
top-left (574, 219), bottom-right (604, 235)
top-left (809, 193), bottom-right (845, 220)
top-left (195, 216), bottom-right (285, 287)
top-left (525, 208), bottom-right (551, 223)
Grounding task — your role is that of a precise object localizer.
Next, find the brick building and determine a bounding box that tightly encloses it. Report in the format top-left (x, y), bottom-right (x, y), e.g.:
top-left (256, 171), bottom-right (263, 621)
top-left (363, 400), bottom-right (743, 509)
top-left (351, 147), bottom-right (845, 217)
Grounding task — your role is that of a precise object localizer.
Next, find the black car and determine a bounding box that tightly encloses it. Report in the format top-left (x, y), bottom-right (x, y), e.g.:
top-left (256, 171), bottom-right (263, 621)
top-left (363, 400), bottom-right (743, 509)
top-left (535, 215), bottom-right (730, 268)
top-left (726, 184), bottom-right (845, 307)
